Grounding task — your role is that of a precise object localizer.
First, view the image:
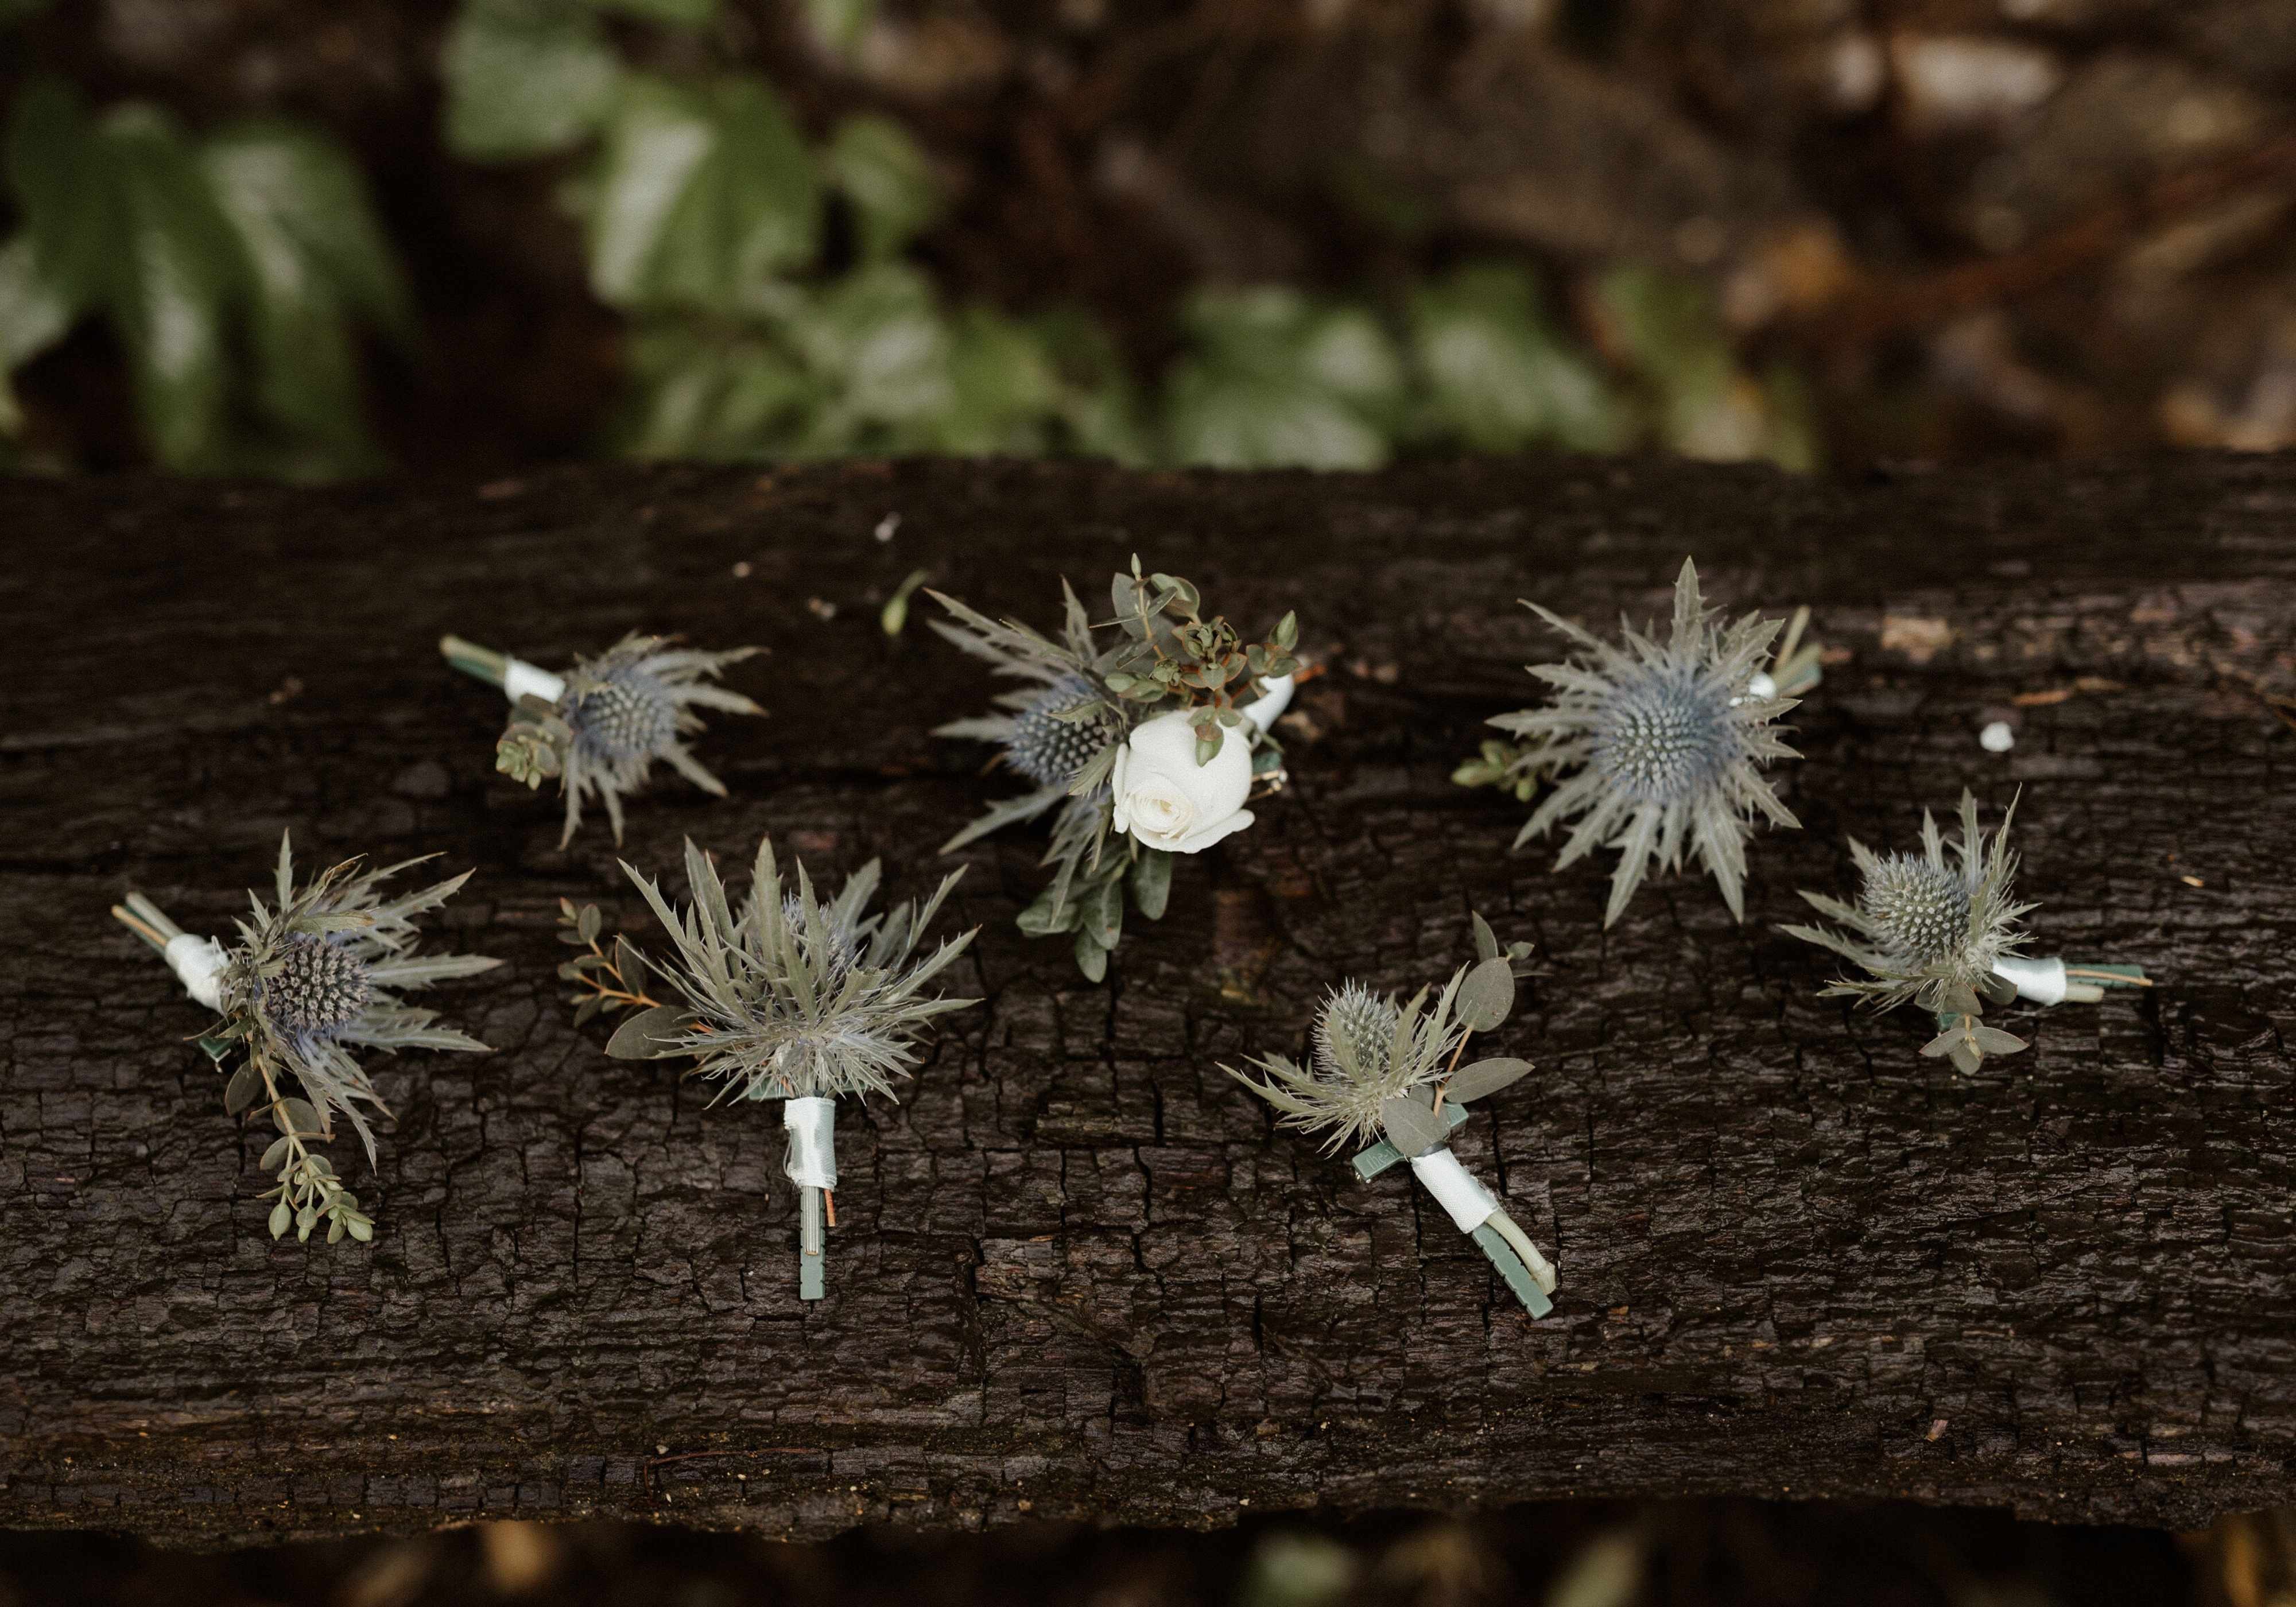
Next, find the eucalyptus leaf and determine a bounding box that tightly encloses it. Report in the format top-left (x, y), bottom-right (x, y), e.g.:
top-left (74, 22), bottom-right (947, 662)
top-left (1074, 926), bottom-right (1108, 982)
top-left (277, 1097), bottom-right (323, 1136)
top-left (259, 1136), bottom-right (292, 1172)
top-left (1130, 847), bottom-right (1173, 921)
top-left (1456, 956), bottom-right (1516, 1033)
top-left (1081, 873), bottom-right (1123, 951)
top-left (1017, 880), bottom-right (1083, 937)
top-left (268, 1198), bottom-right (292, 1238)
top-left (223, 1063), bottom-right (262, 1116)
top-left (1470, 910), bottom-right (1500, 965)
top-left (605, 1002), bottom-right (689, 1059)
top-left (1447, 1056), bottom-right (1532, 1104)
top-left (1378, 1095), bottom-right (1446, 1159)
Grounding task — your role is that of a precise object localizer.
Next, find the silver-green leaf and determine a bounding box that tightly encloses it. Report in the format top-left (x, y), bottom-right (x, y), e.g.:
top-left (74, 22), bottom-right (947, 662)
top-left (1456, 956), bottom-right (1516, 1033)
top-left (1447, 1057), bottom-right (1531, 1105)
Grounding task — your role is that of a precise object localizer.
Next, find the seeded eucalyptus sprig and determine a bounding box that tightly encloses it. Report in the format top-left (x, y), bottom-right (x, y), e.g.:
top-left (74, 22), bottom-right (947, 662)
top-left (1461, 558), bottom-right (1804, 925)
top-left (930, 556), bottom-right (1302, 980)
top-left (110, 832), bottom-right (499, 1246)
top-left (565, 835), bottom-right (980, 1301)
top-left (441, 631), bottom-right (763, 847)
top-left (1781, 791), bottom-right (2151, 1073)
top-left (1225, 913), bottom-right (1558, 1318)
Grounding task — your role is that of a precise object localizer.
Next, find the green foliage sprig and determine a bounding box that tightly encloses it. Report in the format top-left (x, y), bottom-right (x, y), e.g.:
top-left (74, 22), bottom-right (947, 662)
top-left (929, 557), bottom-right (1299, 980)
top-left (111, 833), bottom-right (498, 1245)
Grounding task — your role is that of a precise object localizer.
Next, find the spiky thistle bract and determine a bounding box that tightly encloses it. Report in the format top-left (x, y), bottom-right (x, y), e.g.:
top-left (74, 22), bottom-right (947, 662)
top-left (111, 832), bottom-right (498, 1245)
top-left (482, 632), bottom-right (763, 847)
top-left (1488, 557), bottom-right (1801, 925)
top-left (618, 836), bottom-right (980, 1105)
top-left (1781, 791), bottom-right (2039, 1071)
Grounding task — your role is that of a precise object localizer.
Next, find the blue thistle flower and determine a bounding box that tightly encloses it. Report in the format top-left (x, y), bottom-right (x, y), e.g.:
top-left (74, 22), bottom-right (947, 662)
top-left (1782, 791), bottom-right (2036, 1017)
top-left (1489, 557), bottom-right (1801, 925)
top-left (111, 832), bottom-right (499, 1245)
top-left (1004, 674), bottom-right (1107, 787)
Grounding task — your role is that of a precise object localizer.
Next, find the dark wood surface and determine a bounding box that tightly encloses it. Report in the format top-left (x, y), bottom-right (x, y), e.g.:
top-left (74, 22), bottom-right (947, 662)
top-left (3, 454), bottom-right (2292, 1546)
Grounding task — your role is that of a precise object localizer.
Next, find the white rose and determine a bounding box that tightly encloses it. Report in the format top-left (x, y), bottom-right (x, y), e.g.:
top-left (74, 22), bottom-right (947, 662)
top-left (1110, 710), bottom-right (1256, 854)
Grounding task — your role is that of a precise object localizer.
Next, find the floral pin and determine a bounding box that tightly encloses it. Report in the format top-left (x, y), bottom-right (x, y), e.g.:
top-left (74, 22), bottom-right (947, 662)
top-left (110, 833), bottom-right (499, 1245)
top-left (561, 836), bottom-right (978, 1301)
top-left (1780, 791), bottom-right (2151, 1073)
top-left (1456, 557), bottom-right (1804, 926)
top-left (929, 558), bottom-right (1300, 979)
top-left (440, 632), bottom-right (763, 846)
top-left (1225, 914), bottom-right (1557, 1317)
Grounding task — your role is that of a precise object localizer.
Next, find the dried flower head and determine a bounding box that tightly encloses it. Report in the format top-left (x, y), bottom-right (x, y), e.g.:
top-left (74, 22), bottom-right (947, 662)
top-left (449, 632), bottom-right (763, 847)
top-left (618, 836), bottom-right (980, 1104)
top-left (111, 832), bottom-right (498, 1245)
top-left (1487, 557), bottom-right (1801, 925)
top-left (1782, 790), bottom-right (2035, 1020)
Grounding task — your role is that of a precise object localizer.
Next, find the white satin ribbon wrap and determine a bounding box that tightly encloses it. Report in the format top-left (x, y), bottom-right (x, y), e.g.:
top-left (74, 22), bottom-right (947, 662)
top-left (503, 658), bottom-right (567, 706)
top-left (1410, 1147), bottom-right (1499, 1234)
top-left (783, 1096), bottom-right (839, 1189)
top-left (164, 934), bottom-right (228, 1012)
top-left (1992, 954), bottom-right (2069, 1007)
top-left (1236, 673), bottom-right (1295, 736)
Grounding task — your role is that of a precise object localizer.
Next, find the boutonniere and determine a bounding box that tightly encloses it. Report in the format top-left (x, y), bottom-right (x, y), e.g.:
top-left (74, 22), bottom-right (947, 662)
top-left (560, 836), bottom-right (978, 1301)
top-left (1225, 914), bottom-right (1557, 1317)
top-left (1781, 791), bottom-right (2151, 1073)
top-left (1455, 558), bottom-right (1806, 925)
top-left (929, 558), bottom-right (1300, 980)
top-left (110, 833), bottom-right (498, 1245)
top-left (440, 632), bottom-right (762, 845)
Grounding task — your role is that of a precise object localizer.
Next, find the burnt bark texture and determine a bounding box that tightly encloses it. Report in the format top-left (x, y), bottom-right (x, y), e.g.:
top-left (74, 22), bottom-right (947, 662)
top-left (3, 455), bottom-right (2294, 1547)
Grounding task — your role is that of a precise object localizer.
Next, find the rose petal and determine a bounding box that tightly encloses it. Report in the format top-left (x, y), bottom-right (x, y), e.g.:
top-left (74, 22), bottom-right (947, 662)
top-left (1165, 806), bottom-right (1255, 855)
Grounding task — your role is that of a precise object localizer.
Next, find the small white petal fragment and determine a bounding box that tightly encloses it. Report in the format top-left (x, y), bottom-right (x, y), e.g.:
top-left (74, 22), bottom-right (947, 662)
top-left (1979, 720), bottom-right (2015, 752)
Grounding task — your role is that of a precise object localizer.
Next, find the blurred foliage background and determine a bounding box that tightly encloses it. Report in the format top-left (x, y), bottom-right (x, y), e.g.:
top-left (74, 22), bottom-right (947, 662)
top-left (4, 1498), bottom-right (2275, 1607)
top-left (28, 0), bottom-right (2296, 479)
